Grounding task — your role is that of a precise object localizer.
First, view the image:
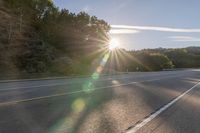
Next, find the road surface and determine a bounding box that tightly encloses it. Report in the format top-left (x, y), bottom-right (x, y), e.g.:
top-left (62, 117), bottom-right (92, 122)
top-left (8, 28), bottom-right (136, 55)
top-left (0, 69), bottom-right (199, 133)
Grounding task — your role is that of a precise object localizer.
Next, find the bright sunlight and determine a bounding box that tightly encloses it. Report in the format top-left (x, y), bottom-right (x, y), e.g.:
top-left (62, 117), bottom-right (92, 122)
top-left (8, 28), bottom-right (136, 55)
top-left (108, 38), bottom-right (120, 50)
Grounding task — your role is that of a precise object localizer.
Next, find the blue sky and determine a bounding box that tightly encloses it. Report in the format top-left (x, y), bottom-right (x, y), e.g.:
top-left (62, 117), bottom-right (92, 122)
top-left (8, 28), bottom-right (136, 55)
top-left (54, 0), bottom-right (200, 50)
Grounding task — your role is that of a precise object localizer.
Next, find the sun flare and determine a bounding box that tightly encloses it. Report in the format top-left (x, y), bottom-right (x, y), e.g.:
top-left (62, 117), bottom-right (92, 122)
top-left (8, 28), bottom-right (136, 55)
top-left (108, 38), bottom-right (120, 50)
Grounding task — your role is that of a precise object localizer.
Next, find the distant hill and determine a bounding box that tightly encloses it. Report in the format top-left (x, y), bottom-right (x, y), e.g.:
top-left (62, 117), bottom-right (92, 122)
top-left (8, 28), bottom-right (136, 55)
top-left (120, 47), bottom-right (200, 71)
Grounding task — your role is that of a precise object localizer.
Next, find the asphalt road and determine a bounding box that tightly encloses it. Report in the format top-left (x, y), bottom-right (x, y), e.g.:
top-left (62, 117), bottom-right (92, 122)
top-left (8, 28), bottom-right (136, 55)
top-left (0, 69), bottom-right (199, 133)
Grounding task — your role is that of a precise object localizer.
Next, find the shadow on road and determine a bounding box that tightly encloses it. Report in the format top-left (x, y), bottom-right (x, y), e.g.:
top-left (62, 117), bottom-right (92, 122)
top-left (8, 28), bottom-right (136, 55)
top-left (0, 74), bottom-right (199, 133)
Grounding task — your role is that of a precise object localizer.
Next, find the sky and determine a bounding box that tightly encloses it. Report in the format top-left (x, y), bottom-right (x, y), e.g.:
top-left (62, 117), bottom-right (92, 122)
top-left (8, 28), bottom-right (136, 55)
top-left (53, 0), bottom-right (200, 50)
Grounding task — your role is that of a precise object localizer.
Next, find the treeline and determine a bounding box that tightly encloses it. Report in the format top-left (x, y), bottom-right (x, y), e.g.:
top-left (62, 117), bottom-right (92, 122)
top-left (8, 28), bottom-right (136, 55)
top-left (1, 0), bottom-right (200, 75)
top-left (1, 0), bottom-right (110, 74)
top-left (108, 47), bottom-right (200, 72)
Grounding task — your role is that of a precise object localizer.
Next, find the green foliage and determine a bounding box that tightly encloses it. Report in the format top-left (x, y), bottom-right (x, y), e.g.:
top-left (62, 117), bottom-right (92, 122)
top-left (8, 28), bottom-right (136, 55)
top-left (3, 0), bottom-right (110, 74)
top-left (2, 0), bottom-right (200, 75)
top-left (41, 10), bottom-right (110, 56)
top-left (107, 47), bottom-right (200, 72)
top-left (17, 41), bottom-right (54, 73)
top-left (127, 52), bottom-right (174, 71)
top-left (127, 47), bottom-right (200, 71)
top-left (165, 49), bottom-right (200, 68)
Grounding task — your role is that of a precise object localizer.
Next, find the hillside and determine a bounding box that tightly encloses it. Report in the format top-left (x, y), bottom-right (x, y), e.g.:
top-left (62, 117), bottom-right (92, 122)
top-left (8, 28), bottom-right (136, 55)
top-left (0, 0), bottom-right (110, 76)
top-left (0, 0), bottom-right (38, 74)
top-left (0, 0), bottom-right (199, 78)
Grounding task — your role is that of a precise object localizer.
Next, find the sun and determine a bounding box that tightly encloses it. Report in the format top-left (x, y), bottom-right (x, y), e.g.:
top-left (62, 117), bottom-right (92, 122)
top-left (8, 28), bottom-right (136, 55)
top-left (108, 38), bottom-right (120, 50)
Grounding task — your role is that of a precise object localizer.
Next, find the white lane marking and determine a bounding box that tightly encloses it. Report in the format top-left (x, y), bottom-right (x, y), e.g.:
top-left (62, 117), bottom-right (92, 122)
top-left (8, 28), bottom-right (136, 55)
top-left (0, 74), bottom-right (179, 91)
top-left (0, 76), bottom-right (132, 91)
top-left (0, 81), bottom-right (137, 106)
top-left (0, 75), bottom-right (179, 106)
top-left (0, 78), bottom-right (119, 91)
top-left (0, 82), bottom-right (71, 91)
top-left (126, 81), bottom-right (200, 133)
top-left (0, 71), bottom-right (177, 83)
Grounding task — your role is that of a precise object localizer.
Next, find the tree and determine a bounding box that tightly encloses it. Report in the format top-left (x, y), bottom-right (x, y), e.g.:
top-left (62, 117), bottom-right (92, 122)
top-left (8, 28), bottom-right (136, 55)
top-left (4, 0), bottom-right (110, 74)
top-left (17, 41), bottom-right (54, 73)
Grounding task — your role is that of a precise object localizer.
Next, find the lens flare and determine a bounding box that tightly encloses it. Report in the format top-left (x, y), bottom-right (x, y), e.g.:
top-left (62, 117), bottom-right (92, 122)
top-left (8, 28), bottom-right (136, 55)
top-left (71, 98), bottom-right (86, 113)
